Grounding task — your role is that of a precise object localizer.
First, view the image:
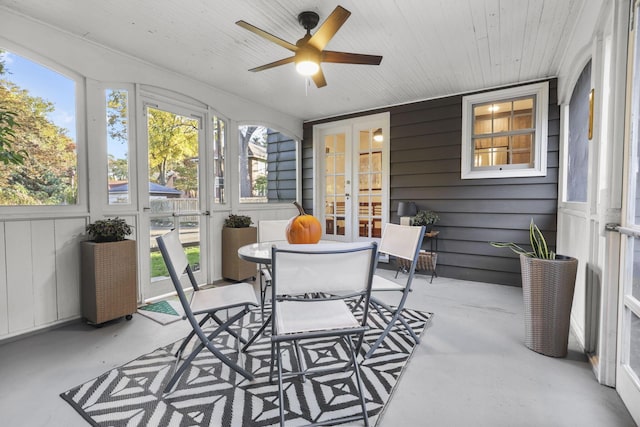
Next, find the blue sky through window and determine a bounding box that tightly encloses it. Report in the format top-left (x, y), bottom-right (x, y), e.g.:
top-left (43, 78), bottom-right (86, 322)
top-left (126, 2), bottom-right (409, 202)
top-left (1, 51), bottom-right (76, 141)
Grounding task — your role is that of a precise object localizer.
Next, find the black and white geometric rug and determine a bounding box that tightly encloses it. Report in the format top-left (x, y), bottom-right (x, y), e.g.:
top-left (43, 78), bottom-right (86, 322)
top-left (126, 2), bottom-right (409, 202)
top-left (61, 304), bottom-right (432, 426)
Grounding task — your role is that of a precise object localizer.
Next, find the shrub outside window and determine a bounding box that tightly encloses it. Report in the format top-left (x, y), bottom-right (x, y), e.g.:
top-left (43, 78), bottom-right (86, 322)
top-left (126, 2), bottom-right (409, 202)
top-left (0, 50), bottom-right (78, 205)
top-left (461, 82), bottom-right (548, 179)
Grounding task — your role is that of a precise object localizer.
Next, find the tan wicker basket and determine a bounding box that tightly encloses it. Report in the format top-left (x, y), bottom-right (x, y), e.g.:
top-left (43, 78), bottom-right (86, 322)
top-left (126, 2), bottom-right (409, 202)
top-left (519, 254), bottom-right (578, 357)
top-left (397, 251), bottom-right (437, 272)
top-left (81, 240), bottom-right (138, 324)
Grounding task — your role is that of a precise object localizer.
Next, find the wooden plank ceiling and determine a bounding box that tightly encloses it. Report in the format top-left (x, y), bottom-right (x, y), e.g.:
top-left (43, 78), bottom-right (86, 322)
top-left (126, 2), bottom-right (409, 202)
top-left (0, 0), bottom-right (585, 121)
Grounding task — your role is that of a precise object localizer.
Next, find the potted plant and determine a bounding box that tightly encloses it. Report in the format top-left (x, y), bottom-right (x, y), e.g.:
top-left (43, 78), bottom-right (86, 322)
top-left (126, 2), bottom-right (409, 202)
top-left (412, 209), bottom-right (439, 232)
top-left (490, 219), bottom-right (578, 357)
top-left (81, 217), bottom-right (137, 324)
top-left (86, 217), bottom-right (133, 242)
top-left (221, 214), bottom-right (257, 281)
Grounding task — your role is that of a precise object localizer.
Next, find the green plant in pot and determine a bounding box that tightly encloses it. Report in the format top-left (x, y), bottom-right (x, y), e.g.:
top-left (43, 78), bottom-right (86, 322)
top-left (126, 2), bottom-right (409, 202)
top-left (86, 217), bottom-right (133, 242)
top-left (412, 210), bottom-right (439, 232)
top-left (490, 219), bottom-right (555, 259)
top-left (221, 213), bottom-right (256, 281)
top-left (224, 214), bottom-right (253, 228)
top-left (490, 219), bottom-right (578, 357)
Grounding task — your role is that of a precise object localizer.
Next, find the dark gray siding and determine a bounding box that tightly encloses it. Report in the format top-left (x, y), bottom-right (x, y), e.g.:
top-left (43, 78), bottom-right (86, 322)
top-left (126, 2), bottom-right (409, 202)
top-left (266, 130), bottom-right (297, 202)
top-left (302, 79), bottom-right (559, 286)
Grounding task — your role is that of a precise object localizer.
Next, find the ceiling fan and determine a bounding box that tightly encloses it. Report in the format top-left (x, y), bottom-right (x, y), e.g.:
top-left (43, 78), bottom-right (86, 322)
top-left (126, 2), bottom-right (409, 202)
top-left (236, 5), bottom-right (383, 88)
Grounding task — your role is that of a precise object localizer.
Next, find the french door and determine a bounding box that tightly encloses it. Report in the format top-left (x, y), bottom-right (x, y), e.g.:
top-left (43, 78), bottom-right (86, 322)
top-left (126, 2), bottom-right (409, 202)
top-left (140, 101), bottom-right (209, 300)
top-left (618, 1), bottom-right (640, 422)
top-left (314, 113), bottom-right (389, 242)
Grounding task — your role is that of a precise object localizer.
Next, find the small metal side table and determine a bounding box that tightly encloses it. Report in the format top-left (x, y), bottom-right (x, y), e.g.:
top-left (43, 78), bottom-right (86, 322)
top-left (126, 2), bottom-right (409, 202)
top-left (396, 230), bottom-right (439, 283)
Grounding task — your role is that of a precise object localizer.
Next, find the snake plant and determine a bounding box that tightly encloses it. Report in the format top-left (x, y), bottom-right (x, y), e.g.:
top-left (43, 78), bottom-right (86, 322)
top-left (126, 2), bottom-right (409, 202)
top-left (490, 219), bottom-right (556, 259)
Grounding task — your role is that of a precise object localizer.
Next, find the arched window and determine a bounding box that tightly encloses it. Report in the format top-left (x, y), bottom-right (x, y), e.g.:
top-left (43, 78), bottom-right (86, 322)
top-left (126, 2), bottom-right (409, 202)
top-left (238, 125), bottom-right (298, 203)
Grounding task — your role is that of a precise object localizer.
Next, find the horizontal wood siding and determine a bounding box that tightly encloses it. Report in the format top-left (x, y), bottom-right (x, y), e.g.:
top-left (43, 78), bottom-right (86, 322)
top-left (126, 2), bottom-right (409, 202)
top-left (303, 79), bottom-right (559, 286)
top-left (266, 130), bottom-right (297, 201)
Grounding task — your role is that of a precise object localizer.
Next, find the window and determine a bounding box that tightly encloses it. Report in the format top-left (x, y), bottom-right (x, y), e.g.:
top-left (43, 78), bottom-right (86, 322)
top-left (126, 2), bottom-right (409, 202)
top-left (213, 115), bottom-right (225, 204)
top-left (238, 125), bottom-right (297, 203)
top-left (107, 89), bottom-right (130, 205)
top-left (566, 61), bottom-right (591, 203)
top-left (0, 50), bottom-right (78, 205)
top-left (461, 81), bottom-right (548, 179)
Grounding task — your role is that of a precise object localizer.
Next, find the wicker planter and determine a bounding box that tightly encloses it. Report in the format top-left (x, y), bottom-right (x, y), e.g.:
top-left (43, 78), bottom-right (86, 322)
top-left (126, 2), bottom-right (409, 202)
top-left (519, 254), bottom-right (578, 357)
top-left (221, 226), bottom-right (257, 281)
top-left (81, 240), bottom-right (137, 324)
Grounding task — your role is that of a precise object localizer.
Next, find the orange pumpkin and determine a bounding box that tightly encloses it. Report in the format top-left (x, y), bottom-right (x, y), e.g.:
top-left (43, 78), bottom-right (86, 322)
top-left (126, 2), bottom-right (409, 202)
top-left (286, 201), bottom-right (322, 244)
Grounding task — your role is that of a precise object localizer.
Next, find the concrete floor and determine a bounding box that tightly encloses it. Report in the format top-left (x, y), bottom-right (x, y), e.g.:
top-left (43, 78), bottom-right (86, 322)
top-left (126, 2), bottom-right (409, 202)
top-left (0, 271), bottom-right (636, 427)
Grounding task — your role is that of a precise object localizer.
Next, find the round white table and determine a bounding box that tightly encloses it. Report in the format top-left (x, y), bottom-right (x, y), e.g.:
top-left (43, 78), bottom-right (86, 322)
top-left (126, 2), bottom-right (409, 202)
top-left (237, 241), bottom-right (287, 265)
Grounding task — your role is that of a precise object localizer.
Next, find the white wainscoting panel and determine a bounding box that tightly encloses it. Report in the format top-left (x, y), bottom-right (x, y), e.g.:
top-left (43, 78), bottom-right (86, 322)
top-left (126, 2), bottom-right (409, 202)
top-left (5, 221), bottom-right (35, 334)
top-left (32, 220), bottom-right (58, 326)
top-left (55, 218), bottom-right (85, 320)
top-left (0, 217), bottom-right (86, 340)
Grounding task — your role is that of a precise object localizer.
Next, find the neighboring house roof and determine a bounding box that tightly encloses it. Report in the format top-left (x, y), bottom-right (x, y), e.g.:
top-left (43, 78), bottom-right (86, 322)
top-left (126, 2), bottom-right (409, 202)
top-left (248, 141), bottom-right (266, 160)
top-left (109, 182), bottom-right (182, 196)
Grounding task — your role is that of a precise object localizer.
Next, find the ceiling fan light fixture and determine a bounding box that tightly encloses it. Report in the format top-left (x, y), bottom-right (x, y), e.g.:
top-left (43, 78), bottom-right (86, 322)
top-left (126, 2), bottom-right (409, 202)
top-left (295, 47), bottom-right (321, 76)
top-left (296, 59), bottom-right (320, 76)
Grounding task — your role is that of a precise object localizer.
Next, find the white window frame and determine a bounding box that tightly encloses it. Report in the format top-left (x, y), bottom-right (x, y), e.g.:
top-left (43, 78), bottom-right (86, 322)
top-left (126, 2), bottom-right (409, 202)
top-left (0, 43), bottom-right (87, 217)
top-left (461, 81), bottom-right (549, 179)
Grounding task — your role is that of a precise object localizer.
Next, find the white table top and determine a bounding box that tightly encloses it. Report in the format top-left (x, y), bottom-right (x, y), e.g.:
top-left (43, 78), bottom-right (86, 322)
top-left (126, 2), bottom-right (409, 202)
top-left (237, 241), bottom-right (287, 264)
top-left (237, 240), bottom-right (339, 264)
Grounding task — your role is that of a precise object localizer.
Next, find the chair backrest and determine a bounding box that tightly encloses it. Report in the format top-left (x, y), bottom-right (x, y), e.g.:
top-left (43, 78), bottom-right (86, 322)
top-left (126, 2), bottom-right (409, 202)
top-left (272, 242), bottom-right (378, 296)
top-left (258, 220), bottom-right (290, 243)
top-left (156, 229), bottom-right (199, 292)
top-left (379, 223), bottom-right (425, 261)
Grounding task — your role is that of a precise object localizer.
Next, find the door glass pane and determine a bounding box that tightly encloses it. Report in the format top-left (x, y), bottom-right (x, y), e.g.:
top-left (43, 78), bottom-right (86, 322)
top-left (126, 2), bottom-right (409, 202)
top-left (147, 107), bottom-right (201, 285)
top-left (325, 176), bottom-right (334, 194)
top-left (633, 240), bottom-right (640, 300)
top-left (335, 154), bottom-right (345, 173)
top-left (335, 134), bottom-right (345, 153)
top-left (212, 116), bottom-right (225, 204)
top-left (107, 89), bottom-right (130, 204)
top-left (324, 131), bottom-right (347, 238)
top-left (567, 60), bottom-right (592, 203)
top-left (356, 128), bottom-right (382, 239)
top-left (629, 311), bottom-right (640, 379)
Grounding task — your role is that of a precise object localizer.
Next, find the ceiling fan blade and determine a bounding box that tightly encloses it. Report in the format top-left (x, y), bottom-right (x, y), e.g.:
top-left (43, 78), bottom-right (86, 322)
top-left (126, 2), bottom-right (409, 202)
top-left (322, 51), bottom-right (383, 65)
top-left (311, 67), bottom-right (327, 88)
top-left (248, 56), bottom-right (295, 72)
top-left (307, 6), bottom-right (351, 51)
top-left (236, 20), bottom-right (298, 52)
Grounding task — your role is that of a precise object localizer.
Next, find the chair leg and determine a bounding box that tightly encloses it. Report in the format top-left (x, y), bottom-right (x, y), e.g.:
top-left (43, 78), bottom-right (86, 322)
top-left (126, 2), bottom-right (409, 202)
top-left (175, 314), bottom-right (211, 358)
top-left (276, 341), bottom-right (286, 426)
top-left (164, 309), bottom-right (254, 393)
top-left (211, 312), bottom-right (248, 344)
top-left (370, 297), bottom-right (420, 344)
top-left (242, 313), bottom-right (271, 353)
top-left (348, 335), bottom-right (370, 427)
top-left (293, 339), bottom-right (307, 383)
top-left (366, 297), bottom-right (420, 358)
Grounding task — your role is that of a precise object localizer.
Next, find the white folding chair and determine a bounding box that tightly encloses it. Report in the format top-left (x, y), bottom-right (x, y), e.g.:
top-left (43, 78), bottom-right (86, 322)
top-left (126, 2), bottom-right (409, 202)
top-left (156, 229), bottom-right (259, 393)
top-left (365, 223), bottom-right (425, 358)
top-left (257, 220), bottom-right (289, 310)
top-left (269, 242), bottom-right (378, 427)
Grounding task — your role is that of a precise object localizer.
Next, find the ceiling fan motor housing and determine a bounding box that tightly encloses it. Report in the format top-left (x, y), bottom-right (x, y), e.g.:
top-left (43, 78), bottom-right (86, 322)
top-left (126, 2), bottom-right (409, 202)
top-left (298, 11), bottom-right (320, 32)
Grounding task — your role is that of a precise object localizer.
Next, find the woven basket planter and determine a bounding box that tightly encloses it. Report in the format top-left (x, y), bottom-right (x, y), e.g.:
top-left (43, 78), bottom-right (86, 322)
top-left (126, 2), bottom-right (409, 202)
top-left (397, 251), bottom-right (437, 272)
top-left (519, 254), bottom-right (578, 357)
top-left (81, 240), bottom-right (137, 324)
